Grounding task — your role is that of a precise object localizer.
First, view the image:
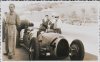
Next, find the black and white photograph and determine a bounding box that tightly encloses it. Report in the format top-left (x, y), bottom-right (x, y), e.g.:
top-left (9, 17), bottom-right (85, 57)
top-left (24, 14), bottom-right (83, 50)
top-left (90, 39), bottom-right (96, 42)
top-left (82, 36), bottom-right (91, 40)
top-left (1, 1), bottom-right (99, 61)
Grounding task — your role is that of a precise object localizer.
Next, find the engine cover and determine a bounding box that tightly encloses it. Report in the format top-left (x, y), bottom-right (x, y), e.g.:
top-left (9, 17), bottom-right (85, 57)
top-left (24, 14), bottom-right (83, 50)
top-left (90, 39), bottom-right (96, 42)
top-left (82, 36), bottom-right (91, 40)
top-left (38, 33), bottom-right (69, 58)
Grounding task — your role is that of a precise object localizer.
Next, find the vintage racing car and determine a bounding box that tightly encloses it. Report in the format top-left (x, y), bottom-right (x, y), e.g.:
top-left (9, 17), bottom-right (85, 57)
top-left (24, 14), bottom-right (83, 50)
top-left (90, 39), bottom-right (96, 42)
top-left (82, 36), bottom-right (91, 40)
top-left (18, 20), bottom-right (85, 60)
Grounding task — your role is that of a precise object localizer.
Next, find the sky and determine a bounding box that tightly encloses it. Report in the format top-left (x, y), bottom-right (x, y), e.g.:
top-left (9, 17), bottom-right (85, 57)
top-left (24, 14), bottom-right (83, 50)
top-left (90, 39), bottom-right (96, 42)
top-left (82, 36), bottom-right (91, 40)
top-left (1, 1), bottom-right (100, 13)
top-left (1, 1), bottom-right (100, 22)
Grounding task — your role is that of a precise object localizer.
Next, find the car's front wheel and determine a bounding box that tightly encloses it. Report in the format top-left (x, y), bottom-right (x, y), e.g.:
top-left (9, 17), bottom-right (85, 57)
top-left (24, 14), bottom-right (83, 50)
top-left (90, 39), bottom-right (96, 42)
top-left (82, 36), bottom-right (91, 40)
top-left (70, 39), bottom-right (85, 60)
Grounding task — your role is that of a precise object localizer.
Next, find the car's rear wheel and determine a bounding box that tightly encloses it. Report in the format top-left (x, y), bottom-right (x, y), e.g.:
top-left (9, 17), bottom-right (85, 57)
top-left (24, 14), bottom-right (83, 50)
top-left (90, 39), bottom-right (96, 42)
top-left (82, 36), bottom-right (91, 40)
top-left (29, 37), bottom-right (39, 60)
top-left (70, 39), bottom-right (85, 60)
top-left (29, 43), bottom-right (35, 60)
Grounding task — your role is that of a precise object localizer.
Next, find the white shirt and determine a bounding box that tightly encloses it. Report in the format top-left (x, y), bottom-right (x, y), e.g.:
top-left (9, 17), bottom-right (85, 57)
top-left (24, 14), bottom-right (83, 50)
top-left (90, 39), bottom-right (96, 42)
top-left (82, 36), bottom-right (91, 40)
top-left (51, 19), bottom-right (62, 29)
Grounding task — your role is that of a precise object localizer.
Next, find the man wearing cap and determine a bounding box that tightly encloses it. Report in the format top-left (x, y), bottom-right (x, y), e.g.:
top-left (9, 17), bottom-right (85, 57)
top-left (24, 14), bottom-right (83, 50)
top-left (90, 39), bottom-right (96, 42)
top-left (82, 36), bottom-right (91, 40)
top-left (3, 4), bottom-right (20, 59)
top-left (37, 15), bottom-right (51, 37)
top-left (50, 16), bottom-right (62, 34)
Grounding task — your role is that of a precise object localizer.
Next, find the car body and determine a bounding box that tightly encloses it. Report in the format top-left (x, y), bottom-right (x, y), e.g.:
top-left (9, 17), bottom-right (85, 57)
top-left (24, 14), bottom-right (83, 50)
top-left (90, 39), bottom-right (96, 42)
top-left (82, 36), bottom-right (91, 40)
top-left (18, 21), bottom-right (85, 60)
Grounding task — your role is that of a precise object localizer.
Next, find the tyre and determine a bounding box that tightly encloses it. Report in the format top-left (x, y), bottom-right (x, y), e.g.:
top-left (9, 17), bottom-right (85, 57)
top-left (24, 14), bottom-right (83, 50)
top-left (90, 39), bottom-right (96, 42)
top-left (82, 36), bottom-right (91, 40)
top-left (16, 30), bottom-right (21, 48)
top-left (29, 37), bottom-right (39, 60)
top-left (70, 39), bottom-right (85, 60)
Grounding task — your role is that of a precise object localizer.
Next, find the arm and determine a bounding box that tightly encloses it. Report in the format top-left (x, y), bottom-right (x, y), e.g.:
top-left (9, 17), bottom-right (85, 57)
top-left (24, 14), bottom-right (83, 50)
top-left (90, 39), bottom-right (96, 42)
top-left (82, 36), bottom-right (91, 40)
top-left (16, 14), bottom-right (21, 31)
top-left (16, 14), bottom-right (20, 26)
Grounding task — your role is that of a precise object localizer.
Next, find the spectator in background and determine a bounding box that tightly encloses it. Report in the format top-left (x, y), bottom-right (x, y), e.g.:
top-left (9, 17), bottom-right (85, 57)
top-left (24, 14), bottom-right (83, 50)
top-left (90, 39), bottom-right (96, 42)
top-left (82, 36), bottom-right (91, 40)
top-left (2, 12), bottom-right (7, 42)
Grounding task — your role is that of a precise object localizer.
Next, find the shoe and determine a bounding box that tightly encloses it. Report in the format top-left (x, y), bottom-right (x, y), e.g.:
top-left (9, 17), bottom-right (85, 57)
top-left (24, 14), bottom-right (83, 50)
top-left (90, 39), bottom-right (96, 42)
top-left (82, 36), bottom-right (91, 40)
top-left (3, 53), bottom-right (8, 56)
top-left (8, 55), bottom-right (12, 59)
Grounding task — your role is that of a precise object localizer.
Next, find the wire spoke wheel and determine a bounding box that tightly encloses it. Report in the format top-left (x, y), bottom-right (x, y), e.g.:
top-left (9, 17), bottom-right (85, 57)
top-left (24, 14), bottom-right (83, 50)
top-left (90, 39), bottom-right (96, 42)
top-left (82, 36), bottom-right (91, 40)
top-left (29, 44), bottom-right (35, 60)
top-left (29, 37), bottom-right (37, 60)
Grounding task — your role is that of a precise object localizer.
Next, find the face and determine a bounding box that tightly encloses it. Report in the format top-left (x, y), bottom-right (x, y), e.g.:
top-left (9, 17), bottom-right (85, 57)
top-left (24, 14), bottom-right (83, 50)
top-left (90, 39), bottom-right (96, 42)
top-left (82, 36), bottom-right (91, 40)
top-left (9, 4), bottom-right (15, 12)
top-left (55, 17), bottom-right (59, 20)
top-left (4, 12), bottom-right (7, 16)
top-left (52, 16), bottom-right (55, 19)
top-left (45, 15), bottom-right (49, 19)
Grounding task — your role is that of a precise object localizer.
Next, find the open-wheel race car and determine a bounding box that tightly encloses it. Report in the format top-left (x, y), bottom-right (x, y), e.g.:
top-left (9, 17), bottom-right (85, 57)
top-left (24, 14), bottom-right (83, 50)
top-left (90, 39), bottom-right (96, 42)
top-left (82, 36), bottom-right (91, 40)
top-left (17, 20), bottom-right (85, 60)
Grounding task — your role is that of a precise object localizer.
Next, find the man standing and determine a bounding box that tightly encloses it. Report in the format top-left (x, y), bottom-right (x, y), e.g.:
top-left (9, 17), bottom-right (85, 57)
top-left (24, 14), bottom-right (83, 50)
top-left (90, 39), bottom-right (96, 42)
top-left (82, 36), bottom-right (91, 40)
top-left (3, 4), bottom-right (20, 59)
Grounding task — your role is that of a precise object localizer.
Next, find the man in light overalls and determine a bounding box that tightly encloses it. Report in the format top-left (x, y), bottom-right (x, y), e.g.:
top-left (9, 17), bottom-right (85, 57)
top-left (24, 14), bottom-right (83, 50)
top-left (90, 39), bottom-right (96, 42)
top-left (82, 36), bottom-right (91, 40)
top-left (3, 4), bottom-right (20, 59)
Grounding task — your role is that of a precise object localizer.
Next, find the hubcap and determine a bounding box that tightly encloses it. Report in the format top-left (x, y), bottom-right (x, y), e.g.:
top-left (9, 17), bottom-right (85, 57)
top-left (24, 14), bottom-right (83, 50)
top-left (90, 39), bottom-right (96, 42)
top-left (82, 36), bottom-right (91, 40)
top-left (70, 44), bottom-right (79, 56)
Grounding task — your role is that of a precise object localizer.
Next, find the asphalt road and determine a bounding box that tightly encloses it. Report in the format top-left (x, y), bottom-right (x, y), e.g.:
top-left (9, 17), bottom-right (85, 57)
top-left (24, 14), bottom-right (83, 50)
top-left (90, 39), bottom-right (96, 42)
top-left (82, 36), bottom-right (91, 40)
top-left (2, 42), bottom-right (97, 61)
